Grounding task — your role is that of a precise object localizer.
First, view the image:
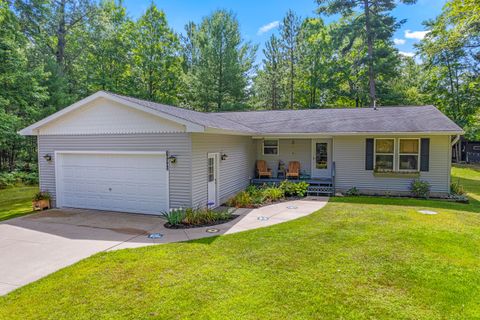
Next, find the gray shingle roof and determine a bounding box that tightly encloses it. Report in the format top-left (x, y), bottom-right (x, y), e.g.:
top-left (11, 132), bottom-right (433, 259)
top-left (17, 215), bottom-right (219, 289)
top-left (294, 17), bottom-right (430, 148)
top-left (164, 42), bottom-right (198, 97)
top-left (106, 92), bottom-right (463, 135)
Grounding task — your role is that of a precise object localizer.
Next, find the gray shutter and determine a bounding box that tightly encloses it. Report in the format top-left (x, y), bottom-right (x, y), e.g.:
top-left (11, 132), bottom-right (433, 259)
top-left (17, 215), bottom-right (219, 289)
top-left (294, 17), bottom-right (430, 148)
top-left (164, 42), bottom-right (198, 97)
top-left (420, 138), bottom-right (430, 171)
top-left (366, 138), bottom-right (374, 170)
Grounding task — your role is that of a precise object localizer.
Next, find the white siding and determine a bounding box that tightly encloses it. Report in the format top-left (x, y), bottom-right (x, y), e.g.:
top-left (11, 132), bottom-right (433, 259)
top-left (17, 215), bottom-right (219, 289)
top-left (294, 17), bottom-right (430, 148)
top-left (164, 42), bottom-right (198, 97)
top-left (333, 135), bottom-right (451, 195)
top-left (38, 98), bottom-right (185, 135)
top-left (254, 139), bottom-right (312, 176)
top-left (191, 134), bottom-right (255, 207)
top-left (38, 133), bottom-right (192, 208)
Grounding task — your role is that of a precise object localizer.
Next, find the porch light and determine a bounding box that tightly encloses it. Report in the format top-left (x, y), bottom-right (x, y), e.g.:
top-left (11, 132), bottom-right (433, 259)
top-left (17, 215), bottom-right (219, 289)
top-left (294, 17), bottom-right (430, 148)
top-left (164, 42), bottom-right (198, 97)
top-left (168, 155), bottom-right (177, 164)
top-left (221, 153), bottom-right (228, 161)
top-left (43, 154), bottom-right (52, 162)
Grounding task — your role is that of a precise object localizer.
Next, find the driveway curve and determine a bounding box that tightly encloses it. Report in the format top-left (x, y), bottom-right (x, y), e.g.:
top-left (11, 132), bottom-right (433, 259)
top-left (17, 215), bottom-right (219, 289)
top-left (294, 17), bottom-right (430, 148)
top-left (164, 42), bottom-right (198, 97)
top-left (0, 197), bottom-right (328, 295)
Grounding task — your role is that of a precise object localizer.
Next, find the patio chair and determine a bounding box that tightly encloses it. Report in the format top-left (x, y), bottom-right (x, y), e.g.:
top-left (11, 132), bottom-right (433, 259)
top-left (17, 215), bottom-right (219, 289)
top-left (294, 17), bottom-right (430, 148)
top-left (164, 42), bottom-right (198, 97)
top-left (256, 160), bottom-right (272, 178)
top-left (286, 161), bottom-right (300, 179)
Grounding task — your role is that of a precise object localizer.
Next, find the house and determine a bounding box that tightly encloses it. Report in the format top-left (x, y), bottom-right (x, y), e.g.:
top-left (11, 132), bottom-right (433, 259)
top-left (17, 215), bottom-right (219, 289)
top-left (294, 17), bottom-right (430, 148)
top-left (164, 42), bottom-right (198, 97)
top-left (19, 91), bottom-right (463, 215)
top-left (452, 136), bottom-right (480, 163)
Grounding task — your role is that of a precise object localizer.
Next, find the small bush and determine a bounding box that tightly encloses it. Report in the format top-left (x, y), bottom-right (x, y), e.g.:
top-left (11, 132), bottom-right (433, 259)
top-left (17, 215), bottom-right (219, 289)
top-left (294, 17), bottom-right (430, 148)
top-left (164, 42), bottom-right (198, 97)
top-left (346, 187), bottom-right (359, 196)
top-left (161, 208), bottom-right (185, 226)
top-left (262, 186), bottom-right (284, 202)
top-left (33, 191), bottom-right (51, 201)
top-left (280, 180), bottom-right (309, 197)
top-left (450, 182), bottom-right (465, 195)
top-left (226, 191), bottom-right (254, 208)
top-left (410, 180), bottom-right (431, 199)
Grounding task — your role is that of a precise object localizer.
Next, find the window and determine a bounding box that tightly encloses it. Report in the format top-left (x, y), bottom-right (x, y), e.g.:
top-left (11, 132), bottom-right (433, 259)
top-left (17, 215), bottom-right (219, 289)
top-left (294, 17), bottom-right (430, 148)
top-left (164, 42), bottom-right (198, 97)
top-left (263, 139), bottom-right (279, 155)
top-left (374, 139), bottom-right (394, 171)
top-left (399, 139), bottom-right (419, 171)
top-left (473, 146), bottom-right (480, 151)
top-left (315, 142), bottom-right (328, 169)
top-left (208, 157), bottom-right (215, 182)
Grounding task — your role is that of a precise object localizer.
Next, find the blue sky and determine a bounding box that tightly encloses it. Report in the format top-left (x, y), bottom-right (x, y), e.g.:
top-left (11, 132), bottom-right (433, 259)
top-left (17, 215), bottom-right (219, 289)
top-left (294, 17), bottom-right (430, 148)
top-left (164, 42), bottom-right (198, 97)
top-left (122, 0), bottom-right (447, 64)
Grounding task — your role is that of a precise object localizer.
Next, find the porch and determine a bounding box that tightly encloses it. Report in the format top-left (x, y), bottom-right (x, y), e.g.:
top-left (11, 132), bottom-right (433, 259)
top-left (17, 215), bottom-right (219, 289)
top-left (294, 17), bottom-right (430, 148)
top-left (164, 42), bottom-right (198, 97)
top-left (252, 137), bottom-right (335, 195)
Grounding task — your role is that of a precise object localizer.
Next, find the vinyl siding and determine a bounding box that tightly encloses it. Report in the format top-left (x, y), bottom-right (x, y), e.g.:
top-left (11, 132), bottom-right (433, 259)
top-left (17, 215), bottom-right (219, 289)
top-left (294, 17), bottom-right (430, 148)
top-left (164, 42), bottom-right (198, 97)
top-left (254, 139), bottom-right (312, 176)
top-left (191, 134), bottom-right (255, 207)
top-left (38, 133), bottom-right (192, 208)
top-left (333, 135), bottom-right (451, 195)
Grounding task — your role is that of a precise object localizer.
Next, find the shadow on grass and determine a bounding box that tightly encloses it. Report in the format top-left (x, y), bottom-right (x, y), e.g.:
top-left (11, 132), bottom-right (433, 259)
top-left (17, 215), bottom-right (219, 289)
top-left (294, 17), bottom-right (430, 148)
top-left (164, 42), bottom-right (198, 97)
top-left (331, 196), bottom-right (480, 214)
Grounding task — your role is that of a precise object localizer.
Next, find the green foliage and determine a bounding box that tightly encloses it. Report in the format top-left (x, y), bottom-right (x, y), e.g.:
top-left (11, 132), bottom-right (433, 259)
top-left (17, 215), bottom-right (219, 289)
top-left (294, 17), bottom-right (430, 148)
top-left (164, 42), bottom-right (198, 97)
top-left (0, 171), bottom-right (38, 189)
top-left (161, 207), bottom-right (232, 227)
top-left (410, 179), bottom-right (431, 199)
top-left (346, 186), bottom-right (359, 196)
top-left (181, 10), bottom-right (257, 111)
top-left (32, 191), bottom-right (51, 201)
top-left (280, 180), bottom-right (309, 197)
top-left (227, 184), bottom-right (285, 208)
top-left (450, 182), bottom-right (465, 196)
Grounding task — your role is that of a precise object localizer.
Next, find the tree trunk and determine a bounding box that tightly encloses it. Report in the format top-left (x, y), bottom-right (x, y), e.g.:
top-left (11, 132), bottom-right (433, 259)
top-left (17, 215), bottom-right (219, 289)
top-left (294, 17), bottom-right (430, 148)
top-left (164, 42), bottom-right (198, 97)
top-left (289, 48), bottom-right (294, 109)
top-left (56, 0), bottom-right (67, 71)
top-left (364, 0), bottom-right (376, 107)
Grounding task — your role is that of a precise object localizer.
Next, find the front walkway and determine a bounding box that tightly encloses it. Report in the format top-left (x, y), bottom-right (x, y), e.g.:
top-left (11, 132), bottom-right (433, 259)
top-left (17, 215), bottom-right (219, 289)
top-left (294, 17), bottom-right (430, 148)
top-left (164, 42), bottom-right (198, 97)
top-left (0, 197), bottom-right (328, 295)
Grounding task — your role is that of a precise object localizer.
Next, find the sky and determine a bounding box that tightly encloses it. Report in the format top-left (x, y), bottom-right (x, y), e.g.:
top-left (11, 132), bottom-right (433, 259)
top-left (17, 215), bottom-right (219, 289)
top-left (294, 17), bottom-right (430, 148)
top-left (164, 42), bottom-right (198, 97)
top-left (122, 0), bottom-right (448, 65)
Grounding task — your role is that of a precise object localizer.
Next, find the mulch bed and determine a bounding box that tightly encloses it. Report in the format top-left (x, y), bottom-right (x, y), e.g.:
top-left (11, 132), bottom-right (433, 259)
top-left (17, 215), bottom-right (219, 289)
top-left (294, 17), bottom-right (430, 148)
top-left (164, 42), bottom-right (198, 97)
top-left (164, 214), bottom-right (239, 229)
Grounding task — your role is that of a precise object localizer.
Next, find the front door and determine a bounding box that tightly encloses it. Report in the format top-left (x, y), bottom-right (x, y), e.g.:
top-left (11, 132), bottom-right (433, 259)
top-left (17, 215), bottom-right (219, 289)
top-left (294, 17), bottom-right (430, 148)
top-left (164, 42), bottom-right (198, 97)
top-left (207, 153), bottom-right (219, 208)
top-left (311, 139), bottom-right (332, 178)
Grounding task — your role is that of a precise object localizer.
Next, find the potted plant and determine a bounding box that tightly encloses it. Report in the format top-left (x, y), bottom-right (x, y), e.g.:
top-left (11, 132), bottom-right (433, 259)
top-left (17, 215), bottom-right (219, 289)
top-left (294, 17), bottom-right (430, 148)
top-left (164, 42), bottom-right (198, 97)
top-left (32, 191), bottom-right (51, 211)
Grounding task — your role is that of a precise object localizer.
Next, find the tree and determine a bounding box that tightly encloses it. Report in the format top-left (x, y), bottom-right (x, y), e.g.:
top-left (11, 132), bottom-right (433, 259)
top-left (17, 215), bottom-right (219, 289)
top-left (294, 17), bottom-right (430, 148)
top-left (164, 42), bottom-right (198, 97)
top-left (417, 1), bottom-right (479, 139)
top-left (182, 10), bottom-right (257, 111)
top-left (0, 0), bottom-right (47, 170)
top-left (130, 4), bottom-right (183, 104)
top-left (316, 0), bottom-right (416, 106)
top-left (280, 10), bottom-right (301, 109)
top-left (253, 35), bottom-right (284, 109)
top-left (83, 0), bottom-right (133, 94)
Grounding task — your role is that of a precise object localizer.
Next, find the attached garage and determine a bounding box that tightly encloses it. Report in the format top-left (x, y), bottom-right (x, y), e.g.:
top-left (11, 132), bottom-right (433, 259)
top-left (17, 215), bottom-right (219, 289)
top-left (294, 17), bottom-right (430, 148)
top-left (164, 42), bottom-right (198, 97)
top-left (55, 151), bottom-right (169, 215)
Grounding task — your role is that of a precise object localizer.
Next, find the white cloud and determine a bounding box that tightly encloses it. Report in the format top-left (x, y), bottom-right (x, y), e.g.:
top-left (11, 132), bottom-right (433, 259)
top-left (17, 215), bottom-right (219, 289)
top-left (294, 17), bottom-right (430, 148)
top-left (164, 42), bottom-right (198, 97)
top-left (399, 51), bottom-right (415, 57)
top-left (404, 29), bottom-right (430, 40)
top-left (257, 21), bottom-right (280, 35)
top-left (394, 38), bottom-right (406, 45)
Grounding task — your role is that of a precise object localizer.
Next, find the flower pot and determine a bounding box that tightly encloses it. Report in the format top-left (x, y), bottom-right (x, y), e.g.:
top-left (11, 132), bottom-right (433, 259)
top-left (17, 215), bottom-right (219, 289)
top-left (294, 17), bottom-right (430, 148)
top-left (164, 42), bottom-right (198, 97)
top-left (33, 199), bottom-right (50, 211)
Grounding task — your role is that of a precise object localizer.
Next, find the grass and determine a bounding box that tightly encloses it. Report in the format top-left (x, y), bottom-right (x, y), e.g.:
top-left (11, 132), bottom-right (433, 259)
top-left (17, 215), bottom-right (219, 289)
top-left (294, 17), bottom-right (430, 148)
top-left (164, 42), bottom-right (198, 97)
top-left (0, 186), bottom-right (38, 222)
top-left (0, 167), bottom-right (479, 319)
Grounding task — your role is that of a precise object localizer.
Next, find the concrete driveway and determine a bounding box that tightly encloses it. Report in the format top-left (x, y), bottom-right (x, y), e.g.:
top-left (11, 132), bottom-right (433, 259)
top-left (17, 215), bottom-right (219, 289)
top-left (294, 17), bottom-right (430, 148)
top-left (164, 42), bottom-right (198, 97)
top-left (0, 197), bottom-right (328, 295)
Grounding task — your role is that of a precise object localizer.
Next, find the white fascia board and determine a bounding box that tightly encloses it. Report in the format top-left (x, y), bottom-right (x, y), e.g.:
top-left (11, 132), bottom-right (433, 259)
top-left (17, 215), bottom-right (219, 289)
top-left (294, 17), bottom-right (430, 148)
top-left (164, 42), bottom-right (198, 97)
top-left (18, 91), bottom-right (204, 135)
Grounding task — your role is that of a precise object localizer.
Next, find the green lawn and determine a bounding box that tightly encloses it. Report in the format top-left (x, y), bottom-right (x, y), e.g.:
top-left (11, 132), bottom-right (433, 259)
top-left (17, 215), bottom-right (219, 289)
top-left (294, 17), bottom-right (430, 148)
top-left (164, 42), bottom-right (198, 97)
top-left (0, 186), bottom-right (38, 222)
top-left (0, 168), bottom-right (479, 319)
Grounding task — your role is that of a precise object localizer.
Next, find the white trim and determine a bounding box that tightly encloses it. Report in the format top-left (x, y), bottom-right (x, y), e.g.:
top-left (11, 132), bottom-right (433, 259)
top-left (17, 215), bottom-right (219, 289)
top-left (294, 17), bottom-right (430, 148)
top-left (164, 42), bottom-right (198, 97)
top-left (374, 138), bottom-right (396, 171)
top-left (207, 152), bottom-right (220, 208)
top-left (19, 91), bottom-right (204, 135)
top-left (54, 150), bottom-right (169, 213)
top-left (398, 138), bottom-right (421, 172)
top-left (262, 139), bottom-right (279, 156)
top-left (252, 131), bottom-right (463, 138)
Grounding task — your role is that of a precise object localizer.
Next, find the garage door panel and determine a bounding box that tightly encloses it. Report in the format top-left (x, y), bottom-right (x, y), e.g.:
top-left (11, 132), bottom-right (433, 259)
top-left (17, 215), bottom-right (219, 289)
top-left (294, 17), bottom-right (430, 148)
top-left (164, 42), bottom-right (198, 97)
top-left (57, 153), bottom-right (168, 215)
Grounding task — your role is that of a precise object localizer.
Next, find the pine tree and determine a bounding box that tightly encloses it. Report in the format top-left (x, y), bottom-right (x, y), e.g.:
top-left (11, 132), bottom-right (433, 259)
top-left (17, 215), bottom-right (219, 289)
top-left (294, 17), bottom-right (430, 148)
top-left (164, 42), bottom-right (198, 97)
top-left (280, 10), bottom-right (301, 109)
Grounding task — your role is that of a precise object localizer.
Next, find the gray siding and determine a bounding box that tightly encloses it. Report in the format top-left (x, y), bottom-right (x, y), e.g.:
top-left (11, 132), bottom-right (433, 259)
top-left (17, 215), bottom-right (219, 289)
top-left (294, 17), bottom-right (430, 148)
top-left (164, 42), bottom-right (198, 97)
top-left (333, 135), bottom-right (451, 195)
top-left (38, 133), bottom-right (192, 208)
top-left (191, 134), bottom-right (255, 207)
top-left (255, 139), bottom-right (312, 176)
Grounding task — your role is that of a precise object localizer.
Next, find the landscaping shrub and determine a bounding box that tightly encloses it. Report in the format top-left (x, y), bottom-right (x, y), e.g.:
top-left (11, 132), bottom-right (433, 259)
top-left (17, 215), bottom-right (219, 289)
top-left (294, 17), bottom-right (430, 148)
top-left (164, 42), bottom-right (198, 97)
top-left (262, 186), bottom-right (284, 202)
top-left (450, 181), bottom-right (465, 195)
top-left (162, 207), bottom-right (233, 227)
top-left (410, 180), bottom-right (431, 198)
top-left (280, 180), bottom-right (309, 197)
top-left (32, 191), bottom-right (51, 201)
top-left (346, 186), bottom-right (359, 196)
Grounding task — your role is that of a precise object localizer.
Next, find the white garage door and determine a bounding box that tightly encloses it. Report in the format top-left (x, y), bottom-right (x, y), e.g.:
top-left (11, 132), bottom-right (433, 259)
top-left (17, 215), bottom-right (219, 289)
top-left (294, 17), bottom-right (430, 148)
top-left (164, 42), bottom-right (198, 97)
top-left (55, 152), bottom-right (168, 215)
